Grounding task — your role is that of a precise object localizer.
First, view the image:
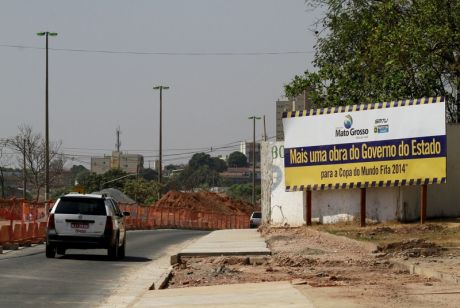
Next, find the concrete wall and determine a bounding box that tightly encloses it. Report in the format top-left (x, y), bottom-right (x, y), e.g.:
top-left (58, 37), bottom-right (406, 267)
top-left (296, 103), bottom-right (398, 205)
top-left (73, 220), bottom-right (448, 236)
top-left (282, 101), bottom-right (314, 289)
top-left (261, 124), bottom-right (459, 225)
top-left (312, 187), bottom-right (403, 224)
top-left (261, 141), bottom-right (305, 226)
top-left (397, 124), bottom-right (460, 221)
top-left (427, 124), bottom-right (460, 217)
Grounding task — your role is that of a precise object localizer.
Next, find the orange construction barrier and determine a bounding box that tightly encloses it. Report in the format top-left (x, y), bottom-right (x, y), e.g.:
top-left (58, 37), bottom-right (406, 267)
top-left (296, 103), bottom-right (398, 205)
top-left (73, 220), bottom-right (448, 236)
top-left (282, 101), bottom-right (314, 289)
top-left (0, 225), bottom-right (11, 244)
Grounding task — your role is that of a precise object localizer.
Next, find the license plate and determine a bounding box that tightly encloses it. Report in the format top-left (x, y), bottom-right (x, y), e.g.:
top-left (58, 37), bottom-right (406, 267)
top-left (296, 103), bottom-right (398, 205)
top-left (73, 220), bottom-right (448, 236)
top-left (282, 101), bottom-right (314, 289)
top-left (71, 222), bottom-right (89, 229)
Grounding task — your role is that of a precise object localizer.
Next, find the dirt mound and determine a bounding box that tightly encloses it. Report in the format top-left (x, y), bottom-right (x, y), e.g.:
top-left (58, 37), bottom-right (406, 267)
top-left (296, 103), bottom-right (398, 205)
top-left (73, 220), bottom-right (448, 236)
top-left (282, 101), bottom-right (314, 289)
top-left (377, 239), bottom-right (445, 258)
top-left (154, 191), bottom-right (254, 215)
top-left (395, 224), bottom-right (447, 234)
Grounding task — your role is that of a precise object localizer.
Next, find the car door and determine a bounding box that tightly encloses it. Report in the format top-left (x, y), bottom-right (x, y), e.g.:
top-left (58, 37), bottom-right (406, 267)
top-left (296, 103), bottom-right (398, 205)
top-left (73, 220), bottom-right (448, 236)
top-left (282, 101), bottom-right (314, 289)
top-left (109, 199), bottom-right (126, 243)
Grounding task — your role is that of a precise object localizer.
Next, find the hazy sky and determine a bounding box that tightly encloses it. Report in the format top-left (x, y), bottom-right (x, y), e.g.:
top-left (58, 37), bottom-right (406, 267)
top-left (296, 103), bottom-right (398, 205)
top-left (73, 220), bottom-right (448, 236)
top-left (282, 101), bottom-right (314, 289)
top-left (0, 0), bottom-right (319, 168)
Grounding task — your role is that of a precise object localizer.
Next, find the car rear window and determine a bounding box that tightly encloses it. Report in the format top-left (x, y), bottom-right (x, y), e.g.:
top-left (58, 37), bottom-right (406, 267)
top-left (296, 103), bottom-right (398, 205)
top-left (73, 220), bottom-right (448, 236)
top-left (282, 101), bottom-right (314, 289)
top-left (55, 197), bottom-right (107, 215)
top-left (252, 212), bottom-right (261, 218)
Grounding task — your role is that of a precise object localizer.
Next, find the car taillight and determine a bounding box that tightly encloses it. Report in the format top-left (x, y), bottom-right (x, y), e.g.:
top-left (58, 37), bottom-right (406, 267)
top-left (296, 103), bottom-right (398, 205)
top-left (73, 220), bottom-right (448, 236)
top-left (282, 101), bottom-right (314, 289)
top-left (105, 216), bottom-right (113, 232)
top-left (47, 214), bottom-right (55, 230)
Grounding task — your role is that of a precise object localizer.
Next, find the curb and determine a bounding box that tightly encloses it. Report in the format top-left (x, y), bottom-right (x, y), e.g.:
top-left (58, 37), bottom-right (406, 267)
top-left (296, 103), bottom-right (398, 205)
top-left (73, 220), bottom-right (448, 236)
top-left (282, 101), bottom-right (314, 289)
top-left (171, 251), bottom-right (272, 265)
top-left (150, 266), bottom-right (173, 290)
top-left (391, 259), bottom-right (460, 285)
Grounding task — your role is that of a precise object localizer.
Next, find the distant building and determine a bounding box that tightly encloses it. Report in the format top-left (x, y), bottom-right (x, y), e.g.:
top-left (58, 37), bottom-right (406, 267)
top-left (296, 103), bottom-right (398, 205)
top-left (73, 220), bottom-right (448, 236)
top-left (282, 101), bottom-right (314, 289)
top-left (276, 93), bottom-right (311, 141)
top-left (91, 151), bottom-right (144, 175)
top-left (240, 141), bottom-right (261, 167)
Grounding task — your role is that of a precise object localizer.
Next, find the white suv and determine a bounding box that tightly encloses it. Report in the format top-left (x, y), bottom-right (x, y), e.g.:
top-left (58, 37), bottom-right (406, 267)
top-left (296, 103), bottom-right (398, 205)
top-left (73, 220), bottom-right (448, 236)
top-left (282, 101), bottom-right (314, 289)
top-left (46, 193), bottom-right (130, 260)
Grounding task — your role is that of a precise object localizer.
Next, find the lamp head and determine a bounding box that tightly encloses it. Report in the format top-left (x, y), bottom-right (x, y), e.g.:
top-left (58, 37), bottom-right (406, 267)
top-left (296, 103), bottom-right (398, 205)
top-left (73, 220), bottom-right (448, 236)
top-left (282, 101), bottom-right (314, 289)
top-left (37, 32), bottom-right (58, 37)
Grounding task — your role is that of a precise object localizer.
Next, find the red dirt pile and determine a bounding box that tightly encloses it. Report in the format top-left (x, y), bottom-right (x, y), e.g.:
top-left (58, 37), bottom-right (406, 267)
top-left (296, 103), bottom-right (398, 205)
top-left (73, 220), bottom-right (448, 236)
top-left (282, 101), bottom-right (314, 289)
top-left (154, 191), bottom-right (254, 215)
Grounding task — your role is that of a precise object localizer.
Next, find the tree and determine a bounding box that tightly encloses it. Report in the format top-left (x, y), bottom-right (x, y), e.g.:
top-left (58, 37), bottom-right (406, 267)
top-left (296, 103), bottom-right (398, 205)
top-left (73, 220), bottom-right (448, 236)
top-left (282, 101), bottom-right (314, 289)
top-left (139, 168), bottom-right (158, 181)
top-left (77, 169), bottom-right (134, 193)
top-left (227, 151), bottom-right (249, 168)
top-left (188, 153), bottom-right (227, 172)
top-left (7, 125), bottom-right (65, 200)
top-left (123, 178), bottom-right (161, 204)
top-left (227, 184), bottom-right (261, 203)
top-left (70, 165), bottom-right (89, 180)
top-left (285, 0), bottom-right (460, 122)
top-left (168, 153), bottom-right (227, 190)
top-left (76, 172), bottom-right (102, 193)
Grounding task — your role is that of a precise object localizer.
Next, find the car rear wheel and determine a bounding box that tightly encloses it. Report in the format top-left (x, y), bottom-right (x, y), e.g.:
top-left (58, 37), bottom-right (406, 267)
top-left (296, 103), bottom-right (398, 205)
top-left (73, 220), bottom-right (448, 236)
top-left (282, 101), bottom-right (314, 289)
top-left (108, 236), bottom-right (119, 260)
top-left (56, 247), bottom-right (66, 255)
top-left (119, 237), bottom-right (126, 259)
top-left (45, 243), bottom-right (56, 258)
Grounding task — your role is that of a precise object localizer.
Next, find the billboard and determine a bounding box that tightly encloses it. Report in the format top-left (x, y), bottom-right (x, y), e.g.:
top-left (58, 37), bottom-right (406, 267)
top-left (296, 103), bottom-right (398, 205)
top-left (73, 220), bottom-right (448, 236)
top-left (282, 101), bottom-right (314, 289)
top-left (282, 97), bottom-right (446, 191)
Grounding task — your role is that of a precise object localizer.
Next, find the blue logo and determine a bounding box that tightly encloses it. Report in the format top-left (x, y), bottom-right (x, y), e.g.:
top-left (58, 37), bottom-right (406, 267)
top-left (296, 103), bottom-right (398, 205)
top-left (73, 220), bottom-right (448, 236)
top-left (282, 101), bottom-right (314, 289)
top-left (344, 115), bottom-right (353, 129)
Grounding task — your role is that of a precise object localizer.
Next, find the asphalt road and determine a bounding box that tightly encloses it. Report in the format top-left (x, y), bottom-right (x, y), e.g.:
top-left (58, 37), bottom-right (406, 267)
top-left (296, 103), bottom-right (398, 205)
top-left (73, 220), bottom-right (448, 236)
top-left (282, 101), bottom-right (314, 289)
top-left (0, 229), bottom-right (208, 308)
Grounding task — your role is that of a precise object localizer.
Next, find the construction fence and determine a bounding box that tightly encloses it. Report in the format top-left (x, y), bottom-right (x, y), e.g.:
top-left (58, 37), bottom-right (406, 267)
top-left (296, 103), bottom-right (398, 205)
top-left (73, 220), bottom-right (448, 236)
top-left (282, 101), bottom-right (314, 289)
top-left (0, 199), bottom-right (250, 246)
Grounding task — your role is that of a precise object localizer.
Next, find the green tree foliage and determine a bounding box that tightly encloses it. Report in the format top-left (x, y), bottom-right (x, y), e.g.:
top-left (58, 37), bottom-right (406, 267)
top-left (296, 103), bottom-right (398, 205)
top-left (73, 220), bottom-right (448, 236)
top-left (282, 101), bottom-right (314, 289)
top-left (70, 165), bottom-right (89, 185)
top-left (169, 153), bottom-right (228, 190)
top-left (227, 184), bottom-right (261, 203)
top-left (165, 164), bottom-right (178, 171)
top-left (77, 169), bottom-right (129, 193)
top-left (123, 178), bottom-right (161, 204)
top-left (188, 153), bottom-right (227, 172)
top-left (285, 0), bottom-right (460, 122)
top-left (139, 168), bottom-right (158, 181)
top-left (227, 151), bottom-right (249, 168)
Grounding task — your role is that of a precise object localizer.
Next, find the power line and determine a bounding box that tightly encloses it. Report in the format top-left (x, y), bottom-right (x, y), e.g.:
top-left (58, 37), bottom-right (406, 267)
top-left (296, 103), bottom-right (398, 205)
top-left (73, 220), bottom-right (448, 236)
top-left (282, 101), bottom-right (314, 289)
top-left (0, 43), bottom-right (313, 57)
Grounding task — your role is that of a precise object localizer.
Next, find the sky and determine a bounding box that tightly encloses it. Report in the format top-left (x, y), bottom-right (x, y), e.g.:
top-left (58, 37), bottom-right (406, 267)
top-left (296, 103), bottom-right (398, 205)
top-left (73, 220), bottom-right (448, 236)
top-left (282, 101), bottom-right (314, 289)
top-left (0, 0), bottom-right (320, 168)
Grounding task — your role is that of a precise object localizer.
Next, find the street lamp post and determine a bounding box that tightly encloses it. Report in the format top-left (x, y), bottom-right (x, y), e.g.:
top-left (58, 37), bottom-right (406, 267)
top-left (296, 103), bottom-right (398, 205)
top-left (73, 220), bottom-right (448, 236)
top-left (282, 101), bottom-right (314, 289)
top-left (153, 85), bottom-right (169, 186)
top-left (37, 31), bottom-right (57, 205)
top-left (248, 116), bottom-right (261, 205)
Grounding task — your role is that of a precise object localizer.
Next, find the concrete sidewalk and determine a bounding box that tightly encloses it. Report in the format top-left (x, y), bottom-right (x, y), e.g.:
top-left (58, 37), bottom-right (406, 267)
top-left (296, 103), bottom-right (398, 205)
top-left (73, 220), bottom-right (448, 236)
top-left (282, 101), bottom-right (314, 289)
top-left (131, 229), bottom-right (313, 308)
top-left (175, 229), bottom-right (271, 260)
top-left (133, 281), bottom-right (314, 308)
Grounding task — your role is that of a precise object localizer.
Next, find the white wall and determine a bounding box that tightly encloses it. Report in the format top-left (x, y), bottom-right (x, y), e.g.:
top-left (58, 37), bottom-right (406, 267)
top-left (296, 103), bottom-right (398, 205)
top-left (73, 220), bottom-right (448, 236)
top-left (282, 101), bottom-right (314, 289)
top-left (262, 141), bottom-right (305, 227)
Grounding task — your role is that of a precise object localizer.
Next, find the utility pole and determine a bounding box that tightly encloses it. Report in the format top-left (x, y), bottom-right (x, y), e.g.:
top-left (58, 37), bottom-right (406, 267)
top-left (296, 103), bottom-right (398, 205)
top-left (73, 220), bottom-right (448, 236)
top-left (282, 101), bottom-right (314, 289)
top-left (248, 116), bottom-right (261, 205)
top-left (153, 85), bottom-right (170, 186)
top-left (116, 126), bottom-right (121, 152)
top-left (263, 115), bottom-right (267, 141)
top-left (37, 31), bottom-right (57, 205)
top-left (115, 126), bottom-right (121, 169)
top-left (23, 139), bottom-right (27, 200)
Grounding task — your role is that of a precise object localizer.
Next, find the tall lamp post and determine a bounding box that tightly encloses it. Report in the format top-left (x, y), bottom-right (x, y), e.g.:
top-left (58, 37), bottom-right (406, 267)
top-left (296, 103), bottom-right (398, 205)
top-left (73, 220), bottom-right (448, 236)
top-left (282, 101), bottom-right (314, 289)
top-left (248, 116), bottom-right (261, 205)
top-left (37, 31), bottom-right (57, 204)
top-left (153, 85), bottom-right (169, 186)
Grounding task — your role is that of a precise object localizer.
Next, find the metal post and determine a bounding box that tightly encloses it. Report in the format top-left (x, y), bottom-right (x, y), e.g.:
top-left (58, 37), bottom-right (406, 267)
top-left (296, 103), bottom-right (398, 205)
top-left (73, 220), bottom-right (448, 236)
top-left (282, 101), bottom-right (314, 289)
top-left (306, 190), bottom-right (312, 226)
top-left (37, 31), bottom-right (57, 207)
top-left (248, 116), bottom-right (261, 205)
top-left (420, 184), bottom-right (427, 224)
top-left (153, 85), bottom-right (169, 189)
top-left (360, 188), bottom-right (366, 227)
top-left (263, 115), bottom-right (267, 141)
top-left (23, 139), bottom-right (26, 200)
top-left (45, 32), bottom-right (49, 204)
top-left (252, 117), bottom-right (256, 205)
top-left (159, 87), bottom-right (163, 185)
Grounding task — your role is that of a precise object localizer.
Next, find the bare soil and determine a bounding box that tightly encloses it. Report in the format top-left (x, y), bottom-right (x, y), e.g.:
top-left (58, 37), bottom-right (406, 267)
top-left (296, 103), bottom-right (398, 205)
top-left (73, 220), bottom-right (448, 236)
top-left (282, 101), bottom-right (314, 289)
top-left (154, 191), bottom-right (255, 215)
top-left (167, 222), bottom-right (460, 307)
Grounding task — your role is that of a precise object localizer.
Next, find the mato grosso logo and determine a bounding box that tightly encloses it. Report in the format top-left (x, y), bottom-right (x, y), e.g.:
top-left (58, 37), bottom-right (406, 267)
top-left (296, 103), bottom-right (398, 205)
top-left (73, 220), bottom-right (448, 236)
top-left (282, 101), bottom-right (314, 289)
top-left (336, 114), bottom-right (369, 137)
top-left (344, 115), bottom-right (353, 129)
